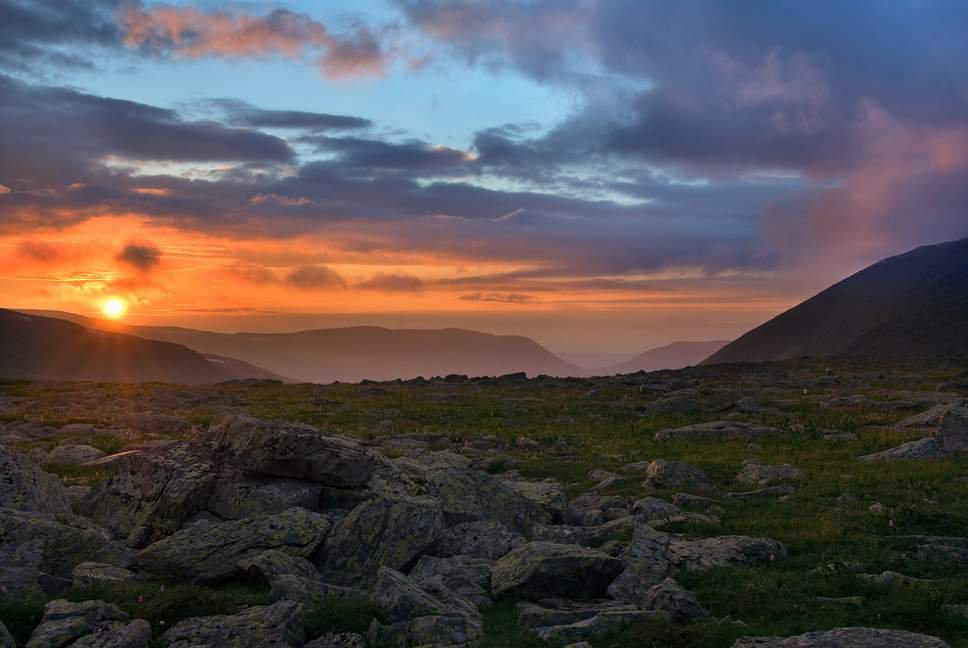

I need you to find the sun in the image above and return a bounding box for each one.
[101,297,128,319]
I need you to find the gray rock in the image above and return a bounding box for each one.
[533,517,636,547]
[937,404,968,454]
[642,578,709,622]
[530,609,664,646]
[672,493,719,510]
[204,415,374,488]
[159,601,304,648]
[499,476,568,522]
[632,497,682,522]
[669,535,787,572]
[303,632,366,648]
[735,463,803,487]
[82,441,218,547]
[47,445,106,465]
[516,600,639,629]
[25,599,129,648]
[726,486,796,500]
[564,494,629,526]
[942,603,968,619]
[69,620,152,648]
[0,621,12,648]
[207,475,324,520]
[433,520,525,560]
[656,421,783,442]
[897,403,955,428]
[644,460,719,495]
[607,525,674,605]
[133,508,331,581]
[899,535,968,568]
[268,575,366,608]
[731,627,951,647]
[857,571,934,586]
[318,496,445,586]
[859,437,942,461]
[72,562,140,588]
[427,467,551,533]
[410,554,493,607]
[0,444,71,515]
[235,550,320,583]
[491,542,624,600]
[588,469,624,490]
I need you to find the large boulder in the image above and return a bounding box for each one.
[46,445,107,466]
[656,421,783,442]
[433,520,525,560]
[644,460,719,495]
[159,601,304,648]
[642,578,709,623]
[732,627,951,647]
[735,463,804,487]
[936,404,968,454]
[669,535,787,572]
[24,599,149,648]
[563,494,630,526]
[426,467,551,533]
[207,474,325,520]
[607,524,675,605]
[859,437,942,461]
[203,416,375,488]
[490,542,623,600]
[0,444,71,515]
[318,496,445,586]
[82,442,218,547]
[409,555,494,608]
[133,508,331,581]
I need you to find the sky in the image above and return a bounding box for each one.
[2,0,968,366]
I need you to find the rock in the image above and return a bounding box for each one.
[816,596,864,608]
[859,437,942,461]
[588,469,624,490]
[644,396,700,414]
[498,477,567,522]
[533,517,636,548]
[268,575,366,608]
[69,620,151,648]
[318,496,445,586]
[899,535,968,568]
[942,603,968,619]
[410,555,494,607]
[25,599,129,648]
[731,627,951,647]
[516,600,639,629]
[159,601,304,648]
[897,403,955,428]
[433,520,525,560]
[203,415,375,487]
[516,436,540,449]
[72,562,140,588]
[530,609,664,645]
[644,460,719,495]
[0,622,12,648]
[121,413,193,437]
[656,421,782,442]
[669,535,787,572]
[735,463,803,487]
[632,497,682,522]
[0,444,71,515]
[607,525,674,605]
[937,404,968,454]
[672,493,719,510]
[426,467,551,533]
[303,632,366,648]
[642,578,709,622]
[47,444,107,465]
[868,502,886,514]
[490,542,623,600]
[133,508,331,581]
[82,441,218,547]
[564,494,629,526]
[857,571,933,586]
[725,486,795,500]
[207,475,325,520]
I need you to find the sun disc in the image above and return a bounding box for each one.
[101,298,127,319]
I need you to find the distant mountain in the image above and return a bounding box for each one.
[704,237,968,364]
[22,312,579,382]
[0,309,283,383]
[596,341,729,375]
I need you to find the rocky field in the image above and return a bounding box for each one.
[1,357,968,647]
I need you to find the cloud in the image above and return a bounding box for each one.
[356,272,424,291]
[16,241,62,262]
[303,136,474,170]
[286,265,346,290]
[117,243,161,271]
[460,292,536,304]
[118,2,391,79]
[207,99,372,131]
[0,184,10,195]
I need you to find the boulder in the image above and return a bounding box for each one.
[735,463,803,487]
[564,494,630,526]
[936,404,968,454]
[0,444,71,515]
[426,467,551,533]
[47,445,107,466]
[530,610,664,646]
[24,599,134,648]
[433,520,525,560]
[207,474,325,520]
[203,416,374,488]
[656,421,783,442]
[65,620,151,648]
[669,535,787,572]
[499,477,568,522]
[72,562,140,588]
[642,578,709,623]
[897,404,954,428]
[410,555,493,607]
[0,622,12,648]
[82,442,218,547]
[318,496,445,586]
[491,542,623,600]
[899,535,968,568]
[731,627,951,647]
[235,550,320,583]
[859,437,942,461]
[159,601,304,648]
[632,497,681,522]
[533,517,636,548]
[516,600,640,629]
[268,575,366,608]
[133,508,331,581]
[644,460,719,495]
[725,486,796,500]
[607,525,674,605]
[303,633,366,648]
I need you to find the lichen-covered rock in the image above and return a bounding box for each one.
[500,476,568,522]
[235,550,321,583]
[644,460,719,495]
[69,620,152,648]
[731,627,951,647]
[268,575,366,608]
[735,463,803,487]
[490,542,623,600]
[72,562,140,588]
[656,421,783,442]
[433,520,525,560]
[0,444,71,515]
[203,415,374,487]
[303,632,366,648]
[899,535,968,568]
[25,599,130,648]
[859,437,942,461]
[47,444,107,465]
[669,535,787,572]
[159,601,304,648]
[937,404,968,454]
[533,517,635,547]
[207,474,325,520]
[607,525,674,605]
[82,441,218,547]
[133,508,331,581]
[426,467,551,533]
[410,554,493,607]
[318,496,445,586]
[563,494,629,526]
[530,610,665,646]
[642,578,709,623]
[632,497,681,522]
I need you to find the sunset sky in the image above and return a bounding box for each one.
[3,1,968,365]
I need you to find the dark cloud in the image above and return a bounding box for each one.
[117,243,161,271]
[460,292,536,304]
[356,272,424,291]
[204,99,372,131]
[16,241,61,262]
[286,265,346,290]
[303,136,472,171]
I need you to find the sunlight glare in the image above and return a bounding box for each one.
[101,297,127,319]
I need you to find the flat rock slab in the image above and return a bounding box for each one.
[160,602,303,648]
[732,627,951,647]
[490,542,624,600]
[656,421,783,442]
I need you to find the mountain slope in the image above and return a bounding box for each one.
[704,237,968,364]
[0,309,281,383]
[597,340,729,375]
[21,313,579,382]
